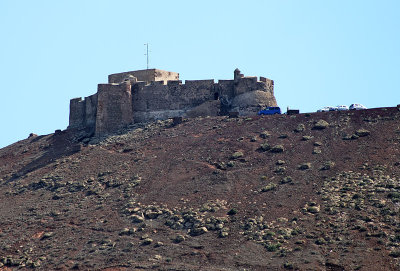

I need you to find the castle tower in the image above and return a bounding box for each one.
[95,81,133,135]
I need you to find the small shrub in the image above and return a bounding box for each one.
[298,163,311,170]
[261,183,277,192]
[263,231,276,240]
[355,129,370,137]
[265,242,281,252]
[259,143,271,151]
[302,135,313,141]
[231,151,244,159]
[307,206,320,214]
[389,250,400,258]
[388,192,400,199]
[173,234,185,243]
[141,238,153,245]
[227,208,238,215]
[274,166,286,174]
[280,176,293,184]
[283,262,294,270]
[270,145,285,153]
[312,148,322,154]
[276,160,285,165]
[259,131,270,139]
[320,161,335,170]
[313,120,329,130]
[294,124,305,132]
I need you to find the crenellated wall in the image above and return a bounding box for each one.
[68,93,98,130]
[68,68,277,135]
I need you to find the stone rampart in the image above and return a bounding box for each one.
[68,94,98,130]
[68,68,277,135]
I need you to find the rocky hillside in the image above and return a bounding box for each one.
[1,106,400,270]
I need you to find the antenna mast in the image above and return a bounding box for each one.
[144,43,149,69]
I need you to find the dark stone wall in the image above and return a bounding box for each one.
[95,83,133,135]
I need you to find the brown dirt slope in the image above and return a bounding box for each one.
[1,107,400,270]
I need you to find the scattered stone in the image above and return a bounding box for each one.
[190,227,208,236]
[119,228,135,236]
[131,214,144,223]
[276,160,286,165]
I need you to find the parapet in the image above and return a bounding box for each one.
[108,69,179,84]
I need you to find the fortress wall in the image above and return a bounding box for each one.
[217,80,235,98]
[108,69,179,84]
[69,98,85,129]
[95,83,133,135]
[132,79,217,123]
[180,80,215,107]
[234,76,259,96]
[84,93,98,130]
[154,70,180,83]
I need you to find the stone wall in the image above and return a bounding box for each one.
[68,68,277,135]
[108,69,179,84]
[68,94,98,131]
[95,83,133,135]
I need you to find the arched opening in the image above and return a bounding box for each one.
[214,92,219,100]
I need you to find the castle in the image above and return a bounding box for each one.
[68,68,277,135]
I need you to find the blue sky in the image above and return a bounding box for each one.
[1,1,399,148]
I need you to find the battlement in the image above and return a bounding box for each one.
[68,68,277,135]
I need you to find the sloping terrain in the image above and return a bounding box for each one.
[1,107,400,270]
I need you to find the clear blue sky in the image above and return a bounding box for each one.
[1,1,399,148]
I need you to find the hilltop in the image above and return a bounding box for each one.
[1,107,400,270]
